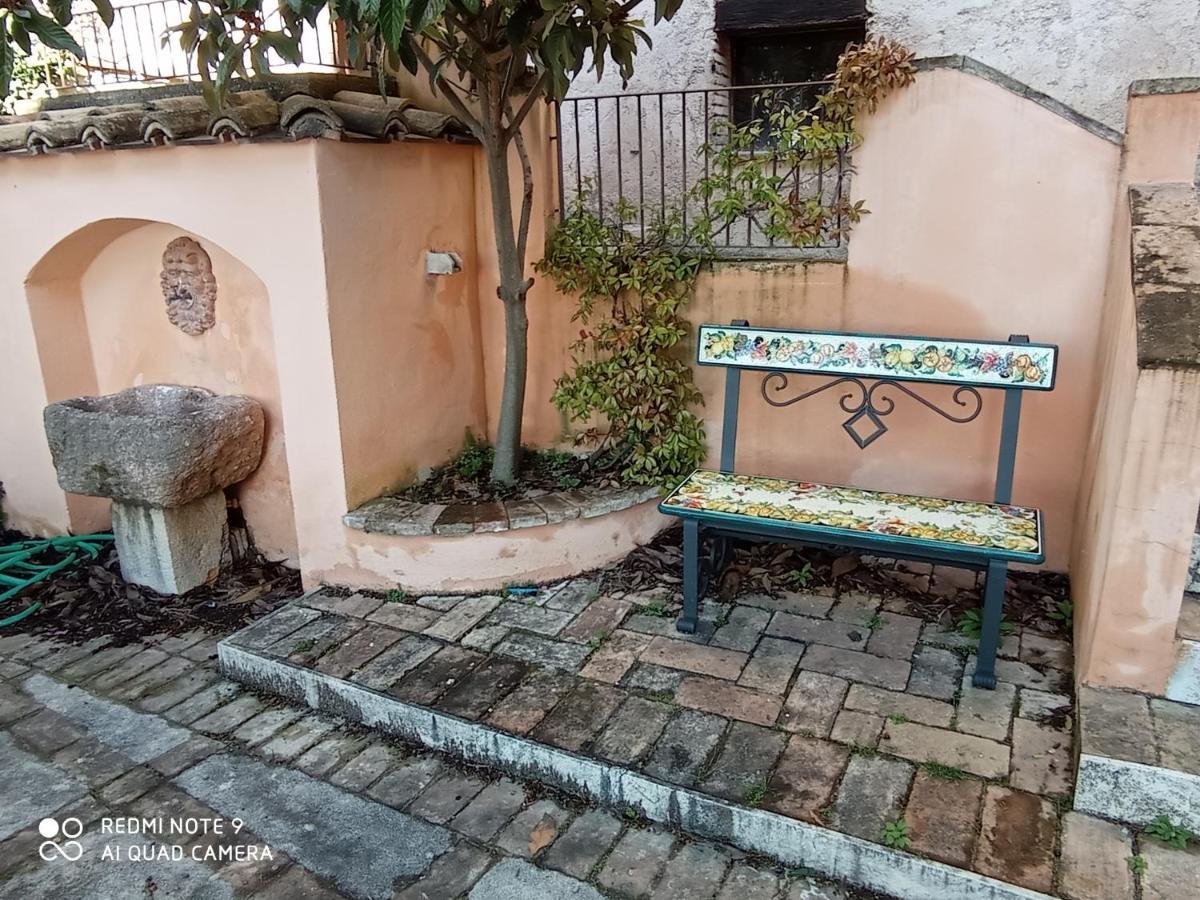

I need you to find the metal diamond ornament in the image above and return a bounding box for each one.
[843,407,888,448]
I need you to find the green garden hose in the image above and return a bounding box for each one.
[0,534,113,627]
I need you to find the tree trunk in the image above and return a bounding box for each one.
[483,129,530,484]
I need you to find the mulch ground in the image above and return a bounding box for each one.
[600,524,1073,638]
[0,529,299,647]
[396,447,623,504]
[0,518,1070,652]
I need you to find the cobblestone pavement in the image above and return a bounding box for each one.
[214,563,1193,898]
[0,626,860,899]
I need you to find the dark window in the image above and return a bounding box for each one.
[729,23,865,124]
[730,25,864,118]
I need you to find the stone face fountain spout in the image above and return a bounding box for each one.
[43,384,265,594]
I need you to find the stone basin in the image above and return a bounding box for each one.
[44,384,264,509]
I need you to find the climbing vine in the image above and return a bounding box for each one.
[540,38,915,487]
[697,38,916,245]
[537,199,706,485]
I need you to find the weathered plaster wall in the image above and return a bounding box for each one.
[579,1,1200,130]
[314,140,488,509]
[1071,83,1200,693]
[869,1,1200,130]
[77,223,298,561]
[569,0,722,98]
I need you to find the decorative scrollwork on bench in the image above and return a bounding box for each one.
[760,372,984,448]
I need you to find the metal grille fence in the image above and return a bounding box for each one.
[50,0,354,89]
[554,81,850,254]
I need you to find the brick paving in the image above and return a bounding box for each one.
[9,557,1194,898]
[201,561,1165,897]
[0,627,856,900]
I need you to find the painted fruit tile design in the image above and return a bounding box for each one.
[661,470,1042,556]
[698,327,1055,389]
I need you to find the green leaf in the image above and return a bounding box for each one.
[91,0,115,28]
[505,1,537,48]
[49,0,73,26]
[396,37,418,74]
[174,20,199,54]
[9,19,32,56]
[25,13,83,57]
[411,0,445,31]
[250,41,270,76]
[260,31,303,65]
[377,0,407,51]
[215,39,241,92]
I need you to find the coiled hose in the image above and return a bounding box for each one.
[0,534,114,627]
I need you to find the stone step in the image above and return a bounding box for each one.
[1166,638,1200,705]
[218,602,1056,900]
[1176,594,1200,642]
[1074,684,1200,831]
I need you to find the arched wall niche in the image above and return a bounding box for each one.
[24,218,299,563]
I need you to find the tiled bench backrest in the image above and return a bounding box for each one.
[697,321,1059,507]
[697,325,1058,391]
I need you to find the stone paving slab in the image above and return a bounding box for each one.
[1075,685,1200,832]
[0,556,1105,898]
[0,619,1115,900]
[182,753,451,900]
[0,731,88,841]
[470,857,605,899]
[23,671,191,762]
[206,571,1094,897]
[0,831,236,900]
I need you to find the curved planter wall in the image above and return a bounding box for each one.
[335,487,665,592]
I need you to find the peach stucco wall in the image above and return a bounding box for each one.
[314,140,488,509]
[0,143,328,569]
[0,64,1156,599]
[493,68,1121,571]
[1071,86,1200,693]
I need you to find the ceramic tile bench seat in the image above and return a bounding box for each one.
[662,471,1043,560]
[660,322,1059,689]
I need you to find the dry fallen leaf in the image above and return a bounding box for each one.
[831,554,859,579]
[528,814,558,855]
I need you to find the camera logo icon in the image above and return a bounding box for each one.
[38,817,84,862]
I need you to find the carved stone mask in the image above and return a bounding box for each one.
[161,237,217,336]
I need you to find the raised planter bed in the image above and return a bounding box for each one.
[344,485,659,536]
[334,485,665,593]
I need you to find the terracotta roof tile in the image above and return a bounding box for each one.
[0,85,472,156]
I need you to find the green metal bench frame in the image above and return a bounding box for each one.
[659,320,1059,689]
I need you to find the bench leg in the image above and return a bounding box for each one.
[677,519,700,634]
[973,559,1007,690]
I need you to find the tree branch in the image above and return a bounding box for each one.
[443,7,497,60]
[502,71,548,144]
[412,41,484,138]
[511,116,535,271]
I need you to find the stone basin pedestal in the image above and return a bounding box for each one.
[110,492,229,594]
[44,384,265,594]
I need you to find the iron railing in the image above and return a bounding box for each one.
[554,81,850,254]
[51,0,355,89]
